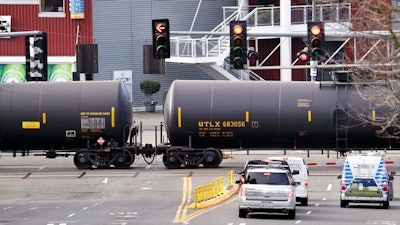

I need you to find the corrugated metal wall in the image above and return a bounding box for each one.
[93,0,236,108]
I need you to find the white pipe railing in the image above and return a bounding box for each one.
[169,3,351,64]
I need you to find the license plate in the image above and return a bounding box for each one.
[261,202,273,208]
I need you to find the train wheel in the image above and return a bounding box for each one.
[162,151,181,169]
[202,149,222,168]
[114,150,135,169]
[73,152,92,169]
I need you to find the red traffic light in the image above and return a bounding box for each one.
[155,23,167,34]
[152,19,170,58]
[232,24,244,35]
[247,50,259,62]
[297,51,309,62]
[310,25,322,36]
[307,22,324,61]
[230,21,247,69]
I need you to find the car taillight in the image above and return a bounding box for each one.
[304,180,309,187]
[239,177,245,187]
[240,187,247,196]
[288,189,294,198]
[341,180,346,191]
[383,181,388,192]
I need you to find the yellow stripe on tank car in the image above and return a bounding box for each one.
[178,107,182,128]
[372,109,376,122]
[42,113,47,124]
[308,110,312,122]
[245,111,249,122]
[111,107,115,128]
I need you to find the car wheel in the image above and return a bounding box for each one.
[301,198,308,206]
[239,209,247,218]
[288,208,296,219]
[383,199,389,209]
[340,200,348,208]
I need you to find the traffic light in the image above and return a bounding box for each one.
[247,50,259,63]
[25,33,48,82]
[152,19,170,58]
[297,50,309,62]
[230,21,247,69]
[307,22,325,61]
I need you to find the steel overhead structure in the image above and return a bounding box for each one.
[171,30,398,39]
[0,31,44,38]
[171,29,398,71]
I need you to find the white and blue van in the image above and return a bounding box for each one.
[338,153,395,209]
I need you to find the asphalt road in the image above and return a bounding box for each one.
[1,111,399,225]
[0,150,399,225]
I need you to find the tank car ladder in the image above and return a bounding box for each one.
[335,85,349,156]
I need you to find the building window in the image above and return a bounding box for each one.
[41,0,64,12]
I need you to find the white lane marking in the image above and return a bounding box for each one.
[315,203,320,207]
[239,223,246,225]
[67,213,76,217]
[366,221,397,225]
[295,220,302,224]
[307,211,312,214]
[82,207,88,210]
[322,198,327,201]
[142,187,152,190]
[38,166,46,171]
[327,184,332,191]
[103,178,108,184]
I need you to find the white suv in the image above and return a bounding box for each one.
[269,157,309,206]
[238,167,296,219]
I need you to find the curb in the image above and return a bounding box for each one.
[188,184,239,209]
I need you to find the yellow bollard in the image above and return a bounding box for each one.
[227,171,231,186]
[218,177,223,195]
[193,188,198,208]
[198,185,202,202]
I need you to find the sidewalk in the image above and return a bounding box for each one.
[133,110,166,146]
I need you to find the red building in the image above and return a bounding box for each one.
[0,0,93,82]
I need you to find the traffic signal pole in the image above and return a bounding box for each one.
[310,60,317,81]
[309,0,318,82]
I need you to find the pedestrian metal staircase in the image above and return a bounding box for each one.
[166,3,351,80]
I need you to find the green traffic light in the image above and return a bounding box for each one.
[311,48,322,58]
[234,47,244,57]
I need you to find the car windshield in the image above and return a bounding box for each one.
[246,172,290,185]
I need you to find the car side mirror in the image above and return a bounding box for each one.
[235,169,244,174]
[337,175,342,179]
